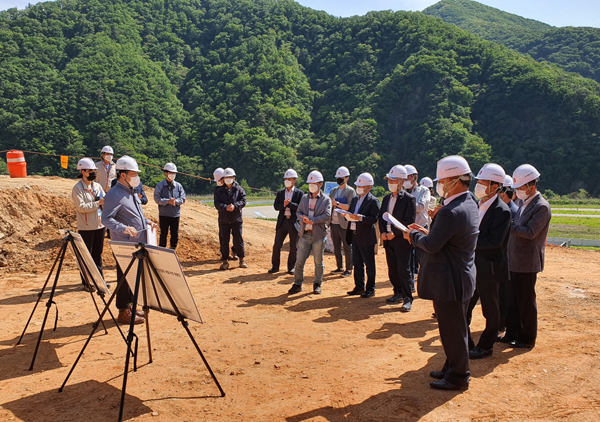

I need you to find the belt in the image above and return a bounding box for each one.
[285,216,291,219]
[304,229,312,233]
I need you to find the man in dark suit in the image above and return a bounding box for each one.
[467,164,512,359]
[269,169,304,274]
[405,155,479,391]
[378,165,416,311]
[501,164,551,349]
[346,173,381,298]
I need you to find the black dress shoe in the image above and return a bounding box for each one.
[288,269,295,275]
[288,284,302,294]
[508,340,535,349]
[430,370,444,380]
[361,290,375,298]
[386,294,403,303]
[347,288,365,296]
[313,283,322,294]
[331,268,343,274]
[268,268,279,274]
[430,379,468,391]
[469,346,493,359]
[342,270,352,277]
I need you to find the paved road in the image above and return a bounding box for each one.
[243,205,278,219]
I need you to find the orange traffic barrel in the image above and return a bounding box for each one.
[7,150,27,178]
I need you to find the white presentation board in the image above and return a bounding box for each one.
[109,241,203,323]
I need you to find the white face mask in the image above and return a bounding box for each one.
[224,177,234,186]
[104,155,113,162]
[308,184,319,193]
[403,180,413,190]
[129,175,140,188]
[284,180,293,188]
[388,183,399,192]
[436,181,445,198]
[474,183,488,200]
[167,173,176,182]
[356,187,366,195]
[516,189,529,201]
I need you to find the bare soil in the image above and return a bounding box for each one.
[1,175,599,421]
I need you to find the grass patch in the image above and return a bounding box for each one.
[550,216,600,227]
[551,208,600,214]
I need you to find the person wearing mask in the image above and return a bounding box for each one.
[404,164,431,290]
[72,158,106,291]
[269,169,303,274]
[404,155,479,391]
[102,156,158,325]
[111,178,147,205]
[345,173,381,298]
[288,171,332,295]
[420,177,437,227]
[329,166,356,277]
[500,164,551,349]
[467,164,511,359]
[214,168,247,270]
[213,167,237,261]
[499,174,519,218]
[378,165,416,310]
[96,146,117,194]
[154,163,186,250]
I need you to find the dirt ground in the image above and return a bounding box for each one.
[0,175,599,421]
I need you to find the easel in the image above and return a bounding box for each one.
[16,231,132,371]
[60,244,225,422]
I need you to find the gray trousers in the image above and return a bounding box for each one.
[330,224,352,271]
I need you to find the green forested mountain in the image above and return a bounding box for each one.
[423,0,600,83]
[1,0,600,195]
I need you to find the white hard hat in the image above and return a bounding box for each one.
[213,167,224,181]
[115,155,142,172]
[404,164,418,176]
[101,146,114,154]
[335,166,350,178]
[77,158,97,170]
[504,175,513,187]
[511,164,540,188]
[163,162,178,173]
[420,177,434,188]
[385,165,407,180]
[284,169,298,179]
[354,172,374,186]
[307,170,324,183]
[476,163,506,184]
[434,155,471,181]
[223,167,236,178]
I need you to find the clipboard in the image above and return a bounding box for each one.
[382,212,409,233]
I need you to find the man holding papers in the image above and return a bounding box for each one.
[378,165,416,311]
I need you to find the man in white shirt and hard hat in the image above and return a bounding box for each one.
[329,166,356,277]
[378,165,416,309]
[96,146,117,194]
[346,173,381,298]
[154,163,186,250]
[269,169,304,274]
[499,164,551,349]
[466,164,512,359]
[288,171,332,295]
[404,155,479,390]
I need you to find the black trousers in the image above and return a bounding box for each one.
[352,243,376,292]
[331,224,353,271]
[383,239,412,301]
[219,221,245,260]
[159,216,180,248]
[506,272,538,345]
[433,299,471,387]
[467,282,501,350]
[271,218,298,271]
[79,228,105,286]
[115,260,134,310]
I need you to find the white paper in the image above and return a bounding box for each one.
[146,225,157,246]
[335,208,352,215]
[382,212,409,233]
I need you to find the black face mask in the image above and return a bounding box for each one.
[87,172,97,181]
[336,178,345,185]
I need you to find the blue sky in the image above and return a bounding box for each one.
[0,0,599,28]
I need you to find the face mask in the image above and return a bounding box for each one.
[104,155,113,162]
[128,175,140,188]
[217,180,224,186]
[87,172,97,181]
[388,183,398,192]
[309,184,319,193]
[403,180,413,190]
[167,173,176,182]
[516,189,529,201]
[284,180,293,188]
[356,187,365,195]
[336,178,345,185]
[436,181,445,198]
[474,183,488,200]
[224,177,234,186]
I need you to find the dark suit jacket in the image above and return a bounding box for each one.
[476,196,511,284]
[411,192,479,302]
[378,191,416,245]
[273,187,303,231]
[346,192,381,246]
[508,193,551,273]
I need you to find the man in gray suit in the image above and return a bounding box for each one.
[405,155,479,391]
[500,164,551,349]
[288,170,332,295]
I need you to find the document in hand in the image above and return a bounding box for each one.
[382,212,409,233]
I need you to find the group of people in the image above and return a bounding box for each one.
[71,146,552,392]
